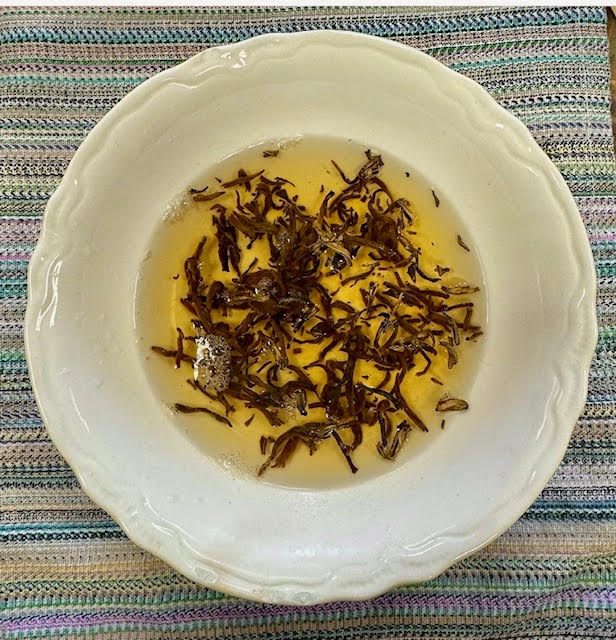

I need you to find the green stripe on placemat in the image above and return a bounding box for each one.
[1,6,615,640]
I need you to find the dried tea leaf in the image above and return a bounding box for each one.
[152,149,481,476]
[435,395,469,412]
[457,234,470,251]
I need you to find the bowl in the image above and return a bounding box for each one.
[25,31,597,604]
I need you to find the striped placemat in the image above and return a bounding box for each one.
[1,6,615,639]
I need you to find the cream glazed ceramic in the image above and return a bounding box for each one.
[25,31,597,604]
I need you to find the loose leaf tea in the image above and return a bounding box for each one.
[151,148,482,476]
[435,395,469,412]
[457,234,471,252]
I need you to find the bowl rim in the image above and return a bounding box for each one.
[25,29,598,604]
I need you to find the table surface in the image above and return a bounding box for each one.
[1,6,615,639]
[608,9,616,151]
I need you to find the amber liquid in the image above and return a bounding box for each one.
[135,136,486,489]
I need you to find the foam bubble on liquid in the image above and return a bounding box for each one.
[193,334,231,392]
[214,452,252,478]
[164,191,191,223]
[280,390,303,420]
[254,277,274,296]
[277,135,303,151]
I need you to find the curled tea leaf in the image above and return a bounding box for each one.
[435,395,469,412]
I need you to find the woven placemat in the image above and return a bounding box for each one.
[1,6,614,639]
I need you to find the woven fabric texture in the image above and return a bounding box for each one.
[1,6,615,639]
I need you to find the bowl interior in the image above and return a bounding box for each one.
[133,133,488,489]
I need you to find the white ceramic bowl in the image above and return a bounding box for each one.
[25,31,597,604]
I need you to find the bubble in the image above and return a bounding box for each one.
[254,277,273,296]
[214,453,252,478]
[163,192,191,222]
[280,390,302,420]
[277,231,292,251]
[193,334,231,392]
